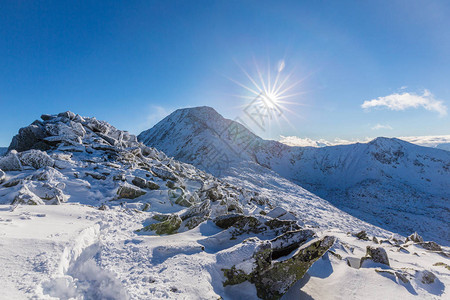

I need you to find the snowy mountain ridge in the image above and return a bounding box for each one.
[138,106,450,244]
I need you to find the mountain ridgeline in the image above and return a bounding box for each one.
[138,106,450,244]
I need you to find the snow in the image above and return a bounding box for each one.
[1,110,449,299]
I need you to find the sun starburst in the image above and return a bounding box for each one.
[227,58,307,132]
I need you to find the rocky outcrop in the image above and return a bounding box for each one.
[418,241,442,251]
[360,246,390,267]
[138,214,182,235]
[419,270,437,284]
[131,176,160,190]
[181,200,211,230]
[117,183,146,200]
[406,232,424,243]
[221,235,335,300]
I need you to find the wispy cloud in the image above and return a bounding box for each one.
[279,136,371,147]
[371,123,393,130]
[361,89,447,116]
[280,135,450,150]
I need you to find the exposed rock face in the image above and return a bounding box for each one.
[361,246,390,267]
[132,176,160,190]
[151,166,177,181]
[0,149,54,171]
[355,230,369,241]
[181,200,211,230]
[142,214,182,235]
[419,270,437,284]
[406,232,424,243]
[221,235,335,300]
[117,183,146,199]
[0,151,22,171]
[418,241,442,251]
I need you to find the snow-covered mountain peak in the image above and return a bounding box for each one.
[139,107,450,245]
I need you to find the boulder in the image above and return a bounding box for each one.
[418,241,442,251]
[85,172,106,180]
[147,180,160,190]
[168,187,191,207]
[138,214,182,235]
[213,214,248,229]
[355,230,369,241]
[270,229,315,259]
[116,183,146,199]
[360,246,390,267]
[57,111,76,120]
[12,186,44,205]
[18,150,54,169]
[8,124,48,152]
[181,200,211,230]
[32,183,67,204]
[132,176,148,189]
[0,151,22,171]
[419,270,436,284]
[151,166,177,181]
[222,236,335,300]
[3,178,22,188]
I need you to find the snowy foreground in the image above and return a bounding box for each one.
[1,204,449,299]
[0,111,449,299]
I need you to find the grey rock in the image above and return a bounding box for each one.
[0,169,5,183]
[151,166,177,181]
[117,183,146,199]
[8,124,47,152]
[418,241,442,251]
[222,236,335,300]
[18,150,55,169]
[3,178,22,188]
[361,246,390,267]
[420,270,437,284]
[0,151,22,171]
[85,172,107,180]
[132,176,148,189]
[270,229,315,259]
[181,200,211,229]
[57,111,76,120]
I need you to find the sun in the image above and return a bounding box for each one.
[228,58,306,125]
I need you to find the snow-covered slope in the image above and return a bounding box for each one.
[138,106,450,245]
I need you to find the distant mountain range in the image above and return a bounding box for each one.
[139,106,450,244]
[280,135,450,151]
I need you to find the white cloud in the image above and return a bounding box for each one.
[371,124,393,130]
[361,89,447,116]
[145,105,171,127]
[279,136,371,147]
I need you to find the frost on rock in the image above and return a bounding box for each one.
[117,183,146,200]
[0,150,22,171]
[221,235,335,300]
[18,150,55,169]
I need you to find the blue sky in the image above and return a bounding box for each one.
[1,0,449,146]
